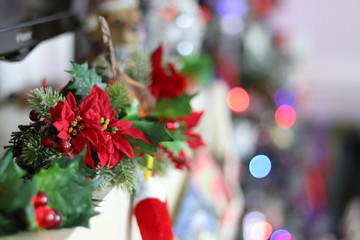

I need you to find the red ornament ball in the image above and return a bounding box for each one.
[42,136,55,148]
[31,191,48,207]
[35,206,62,229]
[57,139,71,153]
[29,110,39,122]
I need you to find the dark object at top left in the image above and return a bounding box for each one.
[0,0,81,61]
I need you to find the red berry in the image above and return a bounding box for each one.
[57,139,71,153]
[35,206,57,229]
[29,110,39,122]
[50,209,62,229]
[42,136,55,148]
[166,121,180,131]
[31,191,48,207]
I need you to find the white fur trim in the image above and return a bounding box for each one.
[99,0,139,13]
[134,177,166,205]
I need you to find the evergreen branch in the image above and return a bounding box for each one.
[106,82,129,116]
[92,158,138,193]
[124,50,151,85]
[16,133,62,174]
[28,88,64,119]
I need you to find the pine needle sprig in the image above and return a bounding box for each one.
[16,132,62,174]
[92,158,138,193]
[28,87,64,119]
[124,50,151,85]
[106,82,129,116]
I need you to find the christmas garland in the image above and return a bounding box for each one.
[0,44,204,236]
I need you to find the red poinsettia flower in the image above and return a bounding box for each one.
[49,90,103,155]
[178,111,205,149]
[82,85,151,168]
[148,45,187,99]
[50,85,151,168]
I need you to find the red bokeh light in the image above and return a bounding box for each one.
[227,87,250,113]
[275,104,296,129]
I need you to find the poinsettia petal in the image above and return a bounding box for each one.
[113,135,134,158]
[120,128,151,144]
[96,143,113,168]
[84,144,96,168]
[168,63,187,91]
[79,92,97,115]
[66,92,77,110]
[49,101,64,119]
[107,151,124,168]
[151,44,163,69]
[109,119,133,131]
[186,133,205,149]
[180,111,204,130]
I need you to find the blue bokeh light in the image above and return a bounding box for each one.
[216,0,248,18]
[274,87,295,107]
[249,155,272,178]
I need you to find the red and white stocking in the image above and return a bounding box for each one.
[134,177,174,240]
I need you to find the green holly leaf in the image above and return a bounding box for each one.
[0,150,38,235]
[165,123,186,142]
[0,150,38,212]
[128,121,173,156]
[153,94,194,118]
[61,62,106,101]
[33,158,98,228]
[123,99,139,120]
[160,141,189,156]
[0,213,25,236]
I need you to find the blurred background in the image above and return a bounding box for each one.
[1,0,360,239]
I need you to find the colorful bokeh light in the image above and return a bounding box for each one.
[250,221,273,240]
[274,87,295,107]
[249,155,271,178]
[275,105,296,129]
[270,230,292,240]
[227,87,250,113]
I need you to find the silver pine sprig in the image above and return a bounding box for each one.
[28,87,64,119]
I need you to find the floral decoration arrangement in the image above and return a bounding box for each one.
[0,43,204,236]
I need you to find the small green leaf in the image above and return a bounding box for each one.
[61,62,106,101]
[153,94,194,118]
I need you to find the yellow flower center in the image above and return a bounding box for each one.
[100,117,111,131]
[68,116,84,136]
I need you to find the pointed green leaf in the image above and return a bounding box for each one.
[61,61,106,101]
[153,94,194,118]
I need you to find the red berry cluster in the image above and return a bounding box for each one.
[31,191,62,229]
[42,136,72,153]
[30,110,72,154]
